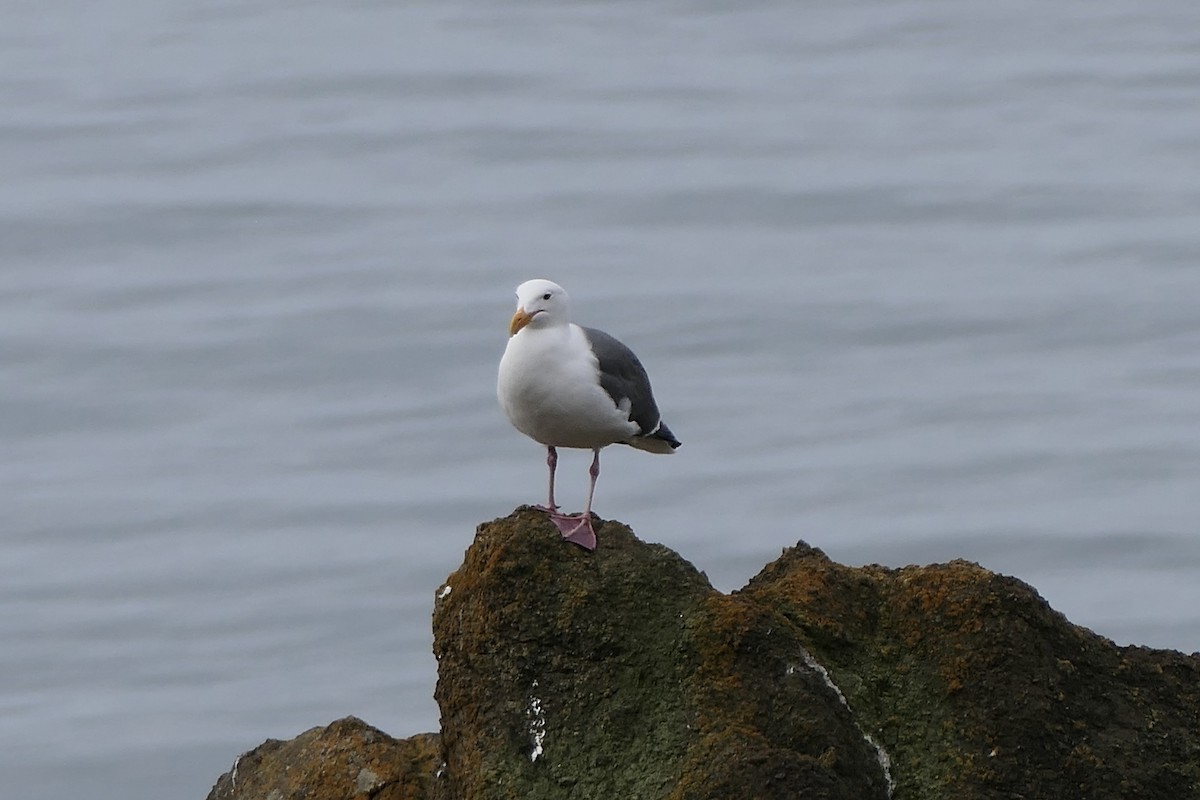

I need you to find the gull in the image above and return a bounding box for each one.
[497,279,680,549]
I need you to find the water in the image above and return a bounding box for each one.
[3,1,1200,797]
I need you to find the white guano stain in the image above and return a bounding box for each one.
[527,680,546,762]
[793,646,895,797]
[864,733,895,795]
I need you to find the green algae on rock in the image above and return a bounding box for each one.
[207,509,1200,800]
[432,507,889,800]
[742,542,1200,799]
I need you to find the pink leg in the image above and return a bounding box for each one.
[548,448,599,550]
[582,448,600,518]
[534,446,559,513]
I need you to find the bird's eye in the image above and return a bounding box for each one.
[542,292,552,300]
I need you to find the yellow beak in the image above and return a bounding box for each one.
[509,308,535,337]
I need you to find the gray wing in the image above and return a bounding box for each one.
[581,326,664,437]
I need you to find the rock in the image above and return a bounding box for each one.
[207,508,1200,799]
[742,543,1200,799]
[432,507,890,800]
[205,717,444,800]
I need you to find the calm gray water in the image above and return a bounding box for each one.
[3,1,1200,797]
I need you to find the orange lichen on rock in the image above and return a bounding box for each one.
[206,717,443,800]
[207,511,1200,800]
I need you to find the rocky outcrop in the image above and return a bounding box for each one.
[742,544,1200,799]
[207,508,1200,799]
[206,717,441,800]
[432,509,889,800]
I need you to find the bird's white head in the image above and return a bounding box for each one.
[509,279,571,337]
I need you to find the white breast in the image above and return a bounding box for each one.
[498,323,639,449]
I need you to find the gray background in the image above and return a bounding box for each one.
[3,1,1199,797]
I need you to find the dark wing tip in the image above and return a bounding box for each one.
[654,422,681,449]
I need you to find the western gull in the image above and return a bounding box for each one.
[497,279,681,550]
